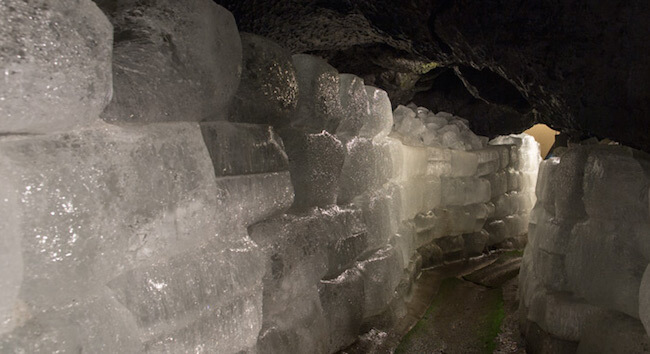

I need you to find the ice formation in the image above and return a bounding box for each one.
[520,144,650,350]
[0,1,546,353]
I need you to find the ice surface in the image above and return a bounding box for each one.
[435,235,466,260]
[463,230,489,256]
[391,105,487,150]
[292,54,343,132]
[527,292,604,342]
[484,170,508,198]
[319,268,365,352]
[391,222,417,268]
[431,203,490,237]
[101,0,241,122]
[531,248,569,291]
[357,246,402,319]
[0,0,112,133]
[107,237,264,350]
[396,177,443,220]
[230,33,298,125]
[145,293,263,353]
[338,137,393,203]
[200,122,289,176]
[0,123,243,309]
[214,172,294,230]
[565,219,646,318]
[582,146,650,221]
[490,134,541,172]
[336,74,370,137]
[353,187,401,252]
[361,86,393,139]
[450,150,479,177]
[0,171,21,334]
[576,311,650,354]
[393,143,429,181]
[640,264,650,337]
[0,292,141,353]
[256,286,328,354]
[280,129,344,209]
[441,177,491,206]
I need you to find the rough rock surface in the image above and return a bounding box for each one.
[217,0,650,152]
[0,0,113,133]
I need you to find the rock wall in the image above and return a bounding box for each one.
[520,145,650,353]
[1,1,539,353]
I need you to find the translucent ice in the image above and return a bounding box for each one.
[200,122,289,176]
[319,268,365,352]
[337,74,370,137]
[361,86,393,139]
[101,0,242,122]
[338,137,393,203]
[640,264,650,337]
[0,123,250,309]
[441,177,491,206]
[356,246,402,319]
[565,219,646,317]
[0,0,112,133]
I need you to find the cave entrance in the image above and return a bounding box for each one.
[523,123,558,158]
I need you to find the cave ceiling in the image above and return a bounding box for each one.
[216,0,650,152]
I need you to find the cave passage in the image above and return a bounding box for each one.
[1,1,650,354]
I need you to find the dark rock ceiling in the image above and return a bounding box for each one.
[216,0,650,152]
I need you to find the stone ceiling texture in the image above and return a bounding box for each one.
[216,0,650,152]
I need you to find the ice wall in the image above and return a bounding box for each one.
[520,144,650,352]
[0,1,541,353]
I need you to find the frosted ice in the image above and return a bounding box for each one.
[640,264,650,337]
[0,123,243,309]
[441,177,491,206]
[200,122,289,176]
[338,137,393,203]
[356,246,402,319]
[527,292,603,341]
[565,219,646,317]
[230,33,298,125]
[361,86,393,139]
[280,129,344,209]
[353,186,401,251]
[107,237,264,352]
[319,268,365,352]
[292,54,343,132]
[0,0,112,133]
[337,74,370,137]
[101,0,242,122]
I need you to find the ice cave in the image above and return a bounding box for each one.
[1,1,650,353]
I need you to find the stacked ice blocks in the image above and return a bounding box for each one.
[520,144,650,349]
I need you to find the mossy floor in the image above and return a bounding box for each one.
[395,252,523,354]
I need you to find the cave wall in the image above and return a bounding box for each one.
[217,0,650,153]
[520,145,650,352]
[0,1,541,353]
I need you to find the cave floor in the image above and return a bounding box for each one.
[342,251,526,353]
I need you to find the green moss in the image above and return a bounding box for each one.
[477,290,506,353]
[395,278,462,353]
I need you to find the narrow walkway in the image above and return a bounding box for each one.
[396,251,525,354]
[341,251,525,353]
